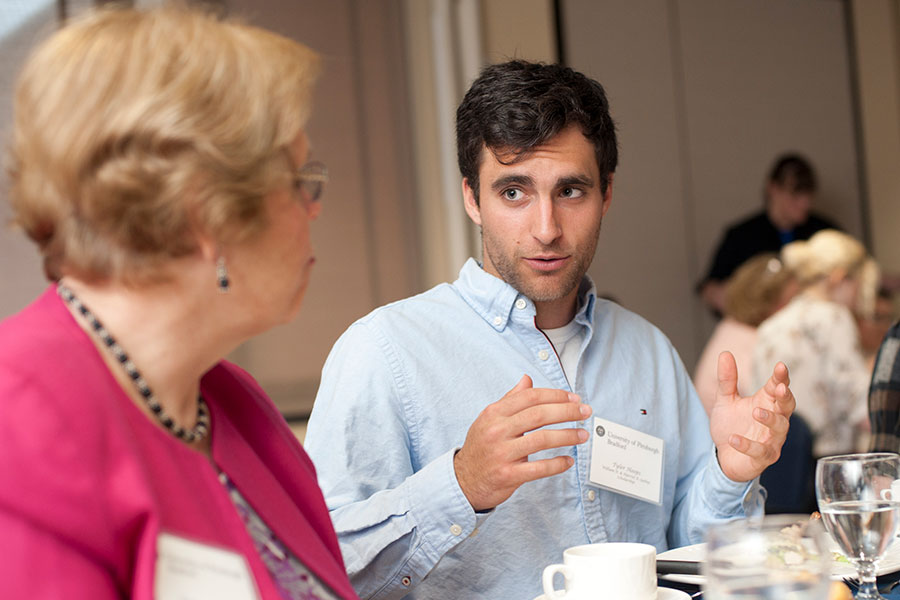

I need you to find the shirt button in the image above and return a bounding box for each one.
[515,298,527,310]
[538,349,550,361]
[401,576,412,586]
[587,490,596,502]
[493,316,503,326]
[450,524,462,536]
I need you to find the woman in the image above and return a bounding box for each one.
[752,230,877,458]
[693,252,797,414]
[0,6,356,600]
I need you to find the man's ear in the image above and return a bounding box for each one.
[462,178,482,226]
[601,173,614,218]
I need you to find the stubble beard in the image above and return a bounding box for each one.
[481,219,602,303]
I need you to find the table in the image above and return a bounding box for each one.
[658,570,900,599]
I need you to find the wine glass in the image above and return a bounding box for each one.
[816,452,900,600]
[702,514,831,600]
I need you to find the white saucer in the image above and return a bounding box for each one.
[658,589,692,600]
[533,588,689,600]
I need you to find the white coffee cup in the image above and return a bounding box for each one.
[880,478,900,501]
[541,542,657,600]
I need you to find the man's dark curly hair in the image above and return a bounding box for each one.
[456,60,618,205]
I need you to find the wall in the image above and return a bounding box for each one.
[561,0,863,368]
[0,0,421,417]
[0,3,56,325]
[482,0,556,64]
[852,0,900,292]
[0,0,892,413]
[220,0,421,415]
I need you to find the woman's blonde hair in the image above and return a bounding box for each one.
[781,229,867,286]
[8,4,319,283]
[856,257,881,320]
[724,253,795,327]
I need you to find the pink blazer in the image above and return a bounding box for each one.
[0,287,358,600]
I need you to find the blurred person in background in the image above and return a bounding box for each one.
[693,253,798,415]
[0,6,357,599]
[858,287,896,363]
[864,279,899,454]
[699,153,838,315]
[752,230,877,459]
[868,319,900,453]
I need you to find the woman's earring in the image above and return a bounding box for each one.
[216,256,230,293]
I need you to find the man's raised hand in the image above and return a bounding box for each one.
[454,375,592,511]
[709,351,795,482]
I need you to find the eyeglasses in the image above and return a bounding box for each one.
[293,160,328,204]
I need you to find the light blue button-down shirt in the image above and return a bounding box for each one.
[305,259,761,600]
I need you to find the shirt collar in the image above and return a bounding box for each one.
[453,257,597,331]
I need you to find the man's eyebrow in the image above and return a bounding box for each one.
[490,174,534,192]
[557,174,594,188]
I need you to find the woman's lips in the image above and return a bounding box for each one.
[523,256,569,272]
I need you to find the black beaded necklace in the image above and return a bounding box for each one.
[57,284,210,444]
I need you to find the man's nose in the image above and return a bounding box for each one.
[532,197,562,245]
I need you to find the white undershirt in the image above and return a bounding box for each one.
[541,319,585,389]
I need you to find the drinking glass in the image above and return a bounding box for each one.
[702,514,831,600]
[816,452,900,600]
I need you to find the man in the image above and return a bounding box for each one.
[698,153,838,314]
[305,60,794,600]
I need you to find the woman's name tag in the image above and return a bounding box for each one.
[155,532,260,600]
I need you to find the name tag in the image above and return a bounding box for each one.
[155,532,260,600]
[588,417,664,505]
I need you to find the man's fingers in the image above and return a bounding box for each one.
[514,427,589,458]
[764,362,791,397]
[727,434,776,463]
[517,455,576,483]
[716,351,739,397]
[774,361,790,385]
[773,381,796,414]
[754,406,790,437]
[508,402,591,436]
[495,382,581,417]
[511,374,533,393]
